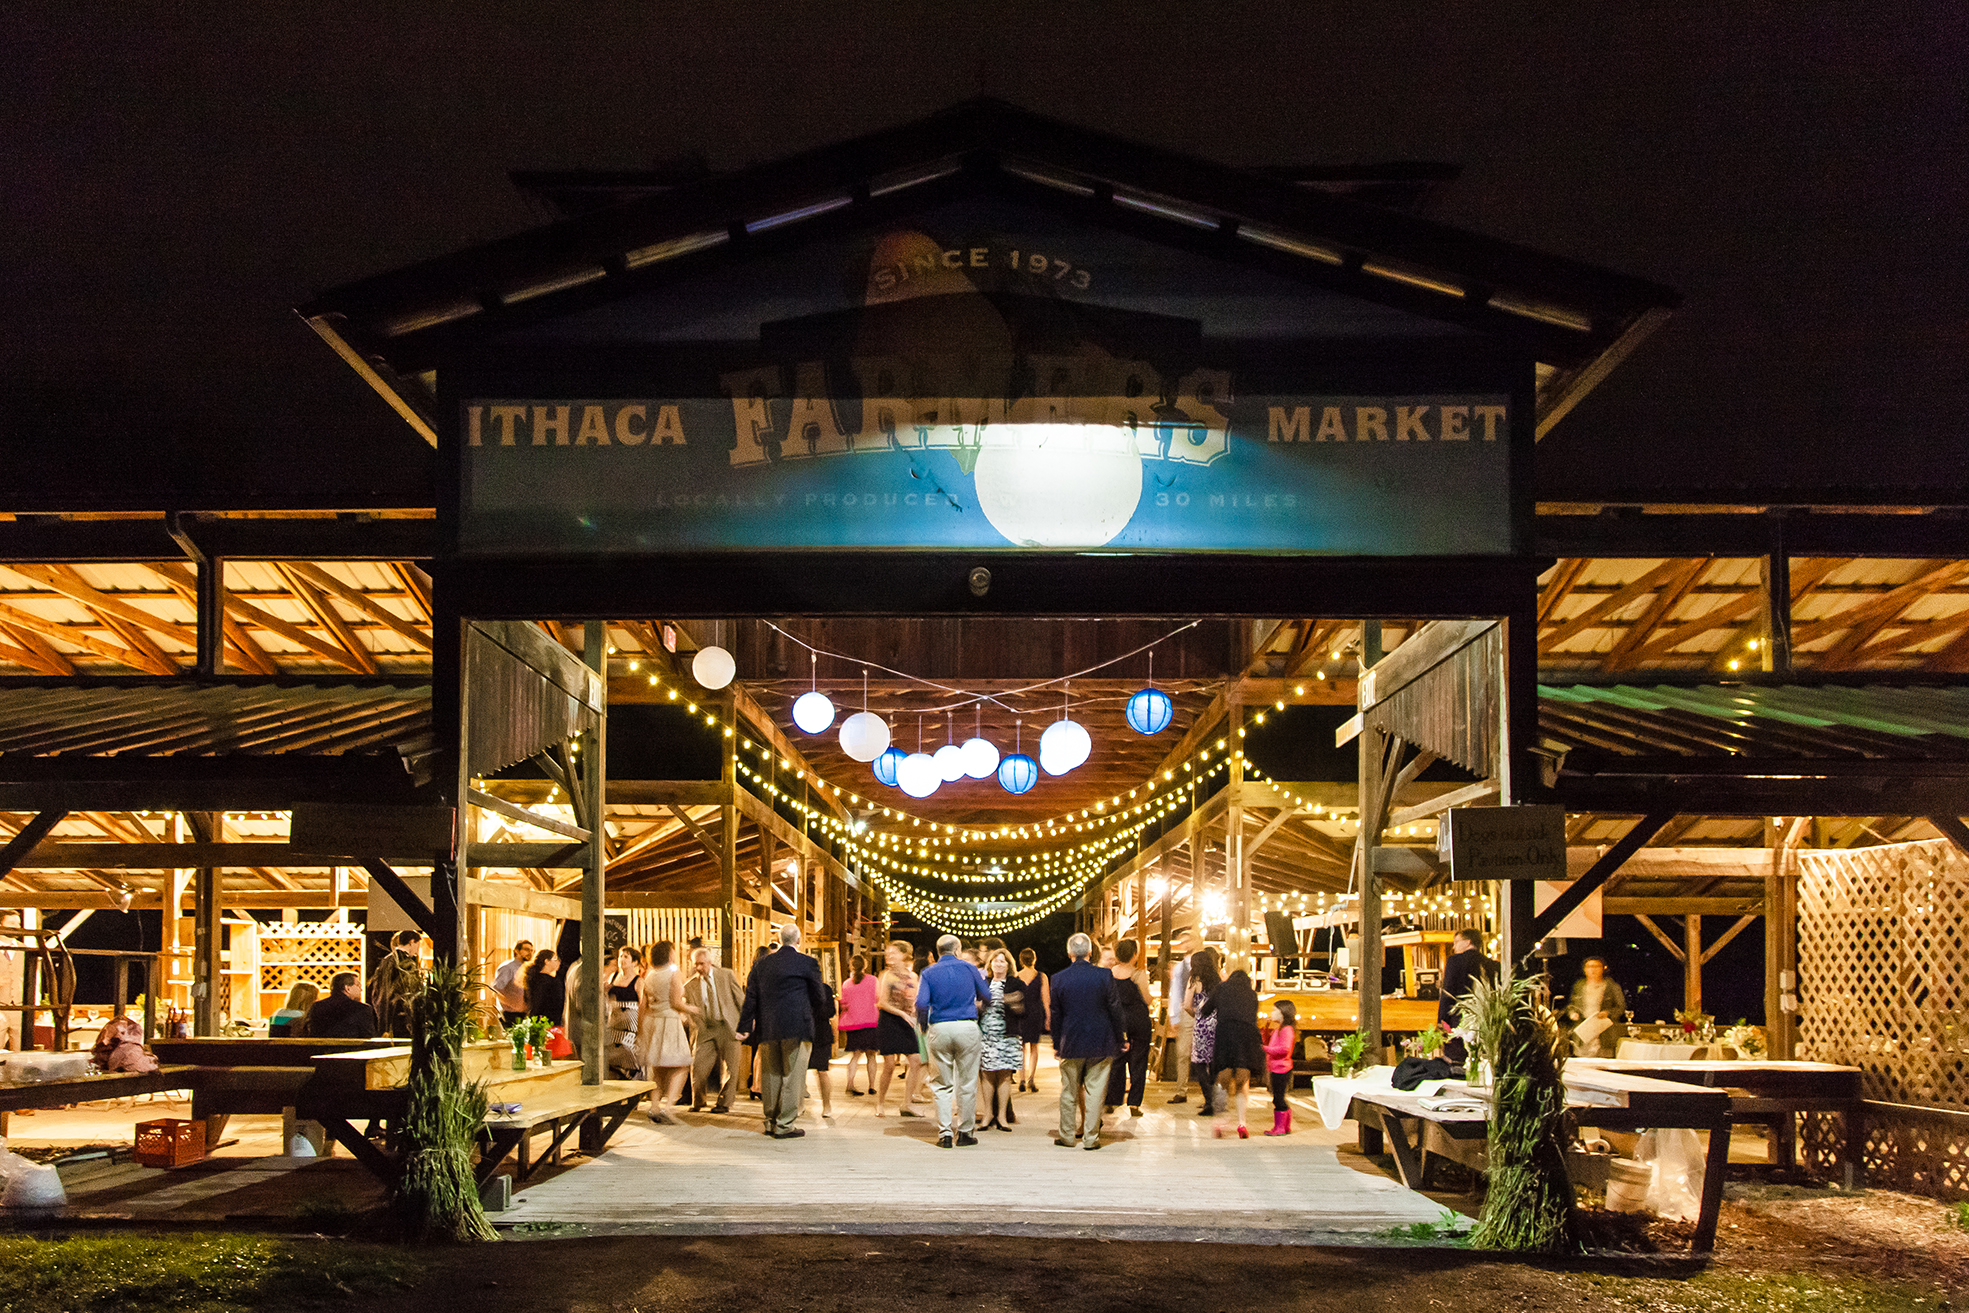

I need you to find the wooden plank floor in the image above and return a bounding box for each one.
[499,1063,1449,1242]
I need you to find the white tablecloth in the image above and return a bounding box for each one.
[1310,1065,1461,1130]
[1616,1039,1740,1062]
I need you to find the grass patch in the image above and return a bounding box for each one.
[1604,1271,1946,1312]
[1948,1200,1969,1233]
[1374,1210,1470,1245]
[0,1233,419,1313]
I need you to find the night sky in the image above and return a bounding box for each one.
[6,5,1965,509]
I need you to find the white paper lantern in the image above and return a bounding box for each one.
[1039,717,1091,775]
[791,690,835,734]
[897,751,941,798]
[838,711,891,762]
[960,736,1000,779]
[933,743,966,783]
[691,645,735,690]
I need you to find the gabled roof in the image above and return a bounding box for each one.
[301,98,1677,448]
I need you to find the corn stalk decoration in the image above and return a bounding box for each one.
[1460,972,1580,1254]
[392,961,498,1243]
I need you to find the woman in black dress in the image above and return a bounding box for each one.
[1200,958,1265,1138]
[523,948,564,1028]
[1104,938,1155,1116]
[808,977,838,1120]
[1015,948,1050,1092]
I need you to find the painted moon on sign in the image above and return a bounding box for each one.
[972,443,1143,548]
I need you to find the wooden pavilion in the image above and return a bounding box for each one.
[4,99,1968,1194]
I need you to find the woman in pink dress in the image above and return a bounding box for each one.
[837,953,881,1095]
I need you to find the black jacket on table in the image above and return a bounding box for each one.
[1438,947,1499,1028]
[1048,960,1124,1060]
[738,947,832,1044]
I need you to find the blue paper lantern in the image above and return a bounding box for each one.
[872,746,905,788]
[997,753,1039,795]
[1125,687,1174,735]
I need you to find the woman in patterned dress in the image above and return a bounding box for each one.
[978,949,1025,1131]
[1186,948,1223,1115]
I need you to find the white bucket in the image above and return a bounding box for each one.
[1604,1157,1652,1213]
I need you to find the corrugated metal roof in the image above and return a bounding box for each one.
[0,683,431,760]
[1539,683,1969,759]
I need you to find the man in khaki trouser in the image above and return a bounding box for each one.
[685,947,746,1112]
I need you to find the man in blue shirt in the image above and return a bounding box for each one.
[916,934,991,1148]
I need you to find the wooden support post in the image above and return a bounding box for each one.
[168,514,224,676]
[1228,717,1247,937]
[1765,818,1804,1059]
[1762,519,1793,675]
[580,621,607,1088]
[440,605,468,969]
[719,691,738,969]
[1357,728,1387,1045]
[1497,607,1541,971]
[1684,915,1703,1015]
[190,812,222,1035]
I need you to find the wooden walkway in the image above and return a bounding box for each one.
[498,1066,1448,1243]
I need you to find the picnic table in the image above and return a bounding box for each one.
[0,1065,198,1135]
[1316,1063,1734,1251]
[1571,1056,1865,1187]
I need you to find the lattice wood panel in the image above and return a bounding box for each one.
[257,924,366,997]
[1798,839,1969,1195]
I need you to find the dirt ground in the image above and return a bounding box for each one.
[326,1182,1968,1313]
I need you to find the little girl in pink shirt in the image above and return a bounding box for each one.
[1261,999,1298,1136]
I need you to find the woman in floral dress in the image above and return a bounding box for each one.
[978,949,1025,1131]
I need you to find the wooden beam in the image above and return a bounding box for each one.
[275,564,380,675]
[1683,914,1703,1012]
[97,611,180,675]
[467,787,591,843]
[1602,558,1710,672]
[0,811,67,878]
[1792,560,1969,648]
[1538,559,1689,653]
[1536,558,1589,626]
[3,564,198,646]
[13,841,586,869]
[1699,913,1759,966]
[460,876,582,920]
[144,561,279,674]
[1604,897,1765,916]
[666,805,723,869]
[286,562,433,650]
[1928,815,1969,862]
[0,598,166,672]
[0,622,75,676]
[1528,811,1674,946]
[390,563,433,625]
[1626,558,1839,664]
[146,561,367,670]
[1635,913,1686,961]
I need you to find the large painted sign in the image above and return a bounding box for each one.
[452,215,1522,557]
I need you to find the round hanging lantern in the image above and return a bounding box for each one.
[933,742,967,783]
[1038,717,1091,775]
[960,736,1000,779]
[872,746,905,787]
[1125,686,1174,735]
[691,645,735,690]
[838,711,891,763]
[897,751,941,798]
[792,690,836,735]
[996,753,1039,795]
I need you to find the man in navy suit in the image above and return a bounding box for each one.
[738,924,832,1138]
[1049,932,1126,1150]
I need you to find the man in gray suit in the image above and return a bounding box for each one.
[686,946,747,1113]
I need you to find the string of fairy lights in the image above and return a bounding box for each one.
[621,667,1432,936]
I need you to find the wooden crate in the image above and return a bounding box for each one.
[134,1117,206,1169]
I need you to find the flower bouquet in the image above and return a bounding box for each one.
[1673,1008,1715,1041]
[1722,1021,1766,1058]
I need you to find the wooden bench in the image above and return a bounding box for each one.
[1330,1065,1734,1251]
[152,1038,401,1147]
[297,1041,654,1185]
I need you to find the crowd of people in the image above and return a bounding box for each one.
[262,922,1320,1146]
[507,922,1306,1146]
